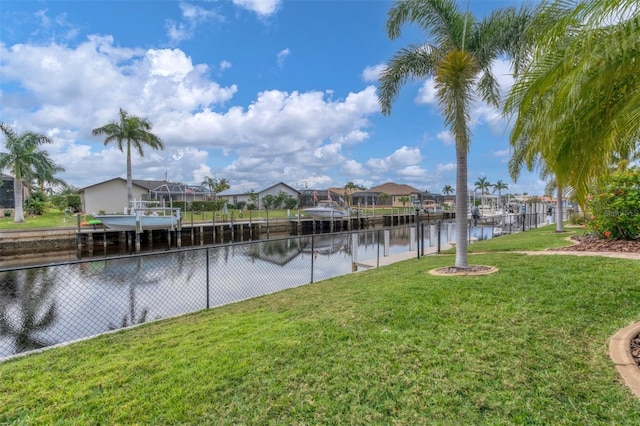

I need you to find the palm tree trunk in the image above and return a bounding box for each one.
[455,144,469,268]
[13,178,25,223]
[126,140,133,204]
[555,185,564,232]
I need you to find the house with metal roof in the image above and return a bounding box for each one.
[217,182,300,209]
[78,177,212,214]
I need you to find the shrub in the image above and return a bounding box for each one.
[191,201,217,212]
[25,191,48,215]
[171,201,188,212]
[586,168,640,240]
[568,212,587,225]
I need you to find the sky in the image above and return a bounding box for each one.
[0,0,546,196]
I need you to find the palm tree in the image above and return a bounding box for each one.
[398,195,410,209]
[378,0,534,268]
[33,163,67,196]
[92,108,164,204]
[378,192,390,206]
[505,0,639,206]
[474,177,491,212]
[0,123,64,223]
[213,178,230,196]
[492,180,508,210]
[201,176,216,200]
[442,185,454,195]
[344,181,357,207]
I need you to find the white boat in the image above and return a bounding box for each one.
[303,201,350,219]
[93,200,181,231]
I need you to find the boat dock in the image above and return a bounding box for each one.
[74,211,454,255]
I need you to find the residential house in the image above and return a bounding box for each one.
[218,182,300,209]
[0,174,15,209]
[355,182,423,208]
[79,178,211,214]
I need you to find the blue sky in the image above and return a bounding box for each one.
[0,0,545,196]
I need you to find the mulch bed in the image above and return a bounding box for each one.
[632,335,640,367]
[549,234,640,252]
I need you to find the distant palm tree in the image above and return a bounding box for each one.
[378,0,534,268]
[442,185,454,195]
[201,176,216,198]
[474,177,491,209]
[344,181,357,207]
[378,192,390,206]
[92,108,164,204]
[213,178,230,196]
[0,123,64,223]
[492,180,508,210]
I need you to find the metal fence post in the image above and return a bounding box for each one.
[206,248,210,309]
[376,229,380,268]
[310,234,315,283]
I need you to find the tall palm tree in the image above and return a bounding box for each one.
[474,177,491,209]
[505,0,639,206]
[378,0,534,268]
[92,108,164,204]
[0,123,63,223]
[492,179,508,210]
[442,185,454,195]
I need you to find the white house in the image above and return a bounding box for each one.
[79,178,212,214]
[218,182,300,209]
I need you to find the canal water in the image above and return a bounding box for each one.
[0,221,499,360]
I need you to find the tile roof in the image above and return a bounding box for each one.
[367,182,423,196]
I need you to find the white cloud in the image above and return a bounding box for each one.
[436,163,456,173]
[276,48,290,69]
[366,146,422,171]
[0,35,381,189]
[361,64,385,82]
[415,78,437,105]
[233,0,281,16]
[341,159,366,176]
[397,165,427,178]
[166,2,223,44]
[494,149,509,157]
[219,60,231,72]
[437,130,454,145]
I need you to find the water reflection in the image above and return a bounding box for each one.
[0,224,498,359]
[0,268,58,354]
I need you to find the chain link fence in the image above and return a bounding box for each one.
[0,213,547,360]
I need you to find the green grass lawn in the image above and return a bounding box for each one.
[0,209,81,230]
[2,228,640,423]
